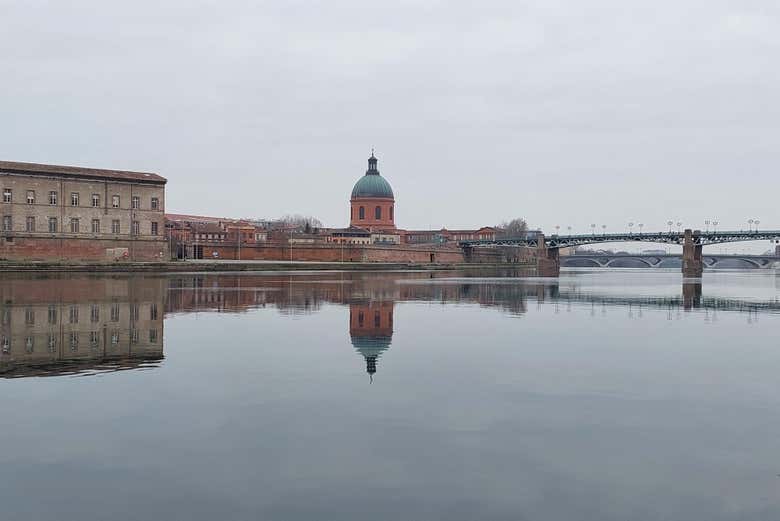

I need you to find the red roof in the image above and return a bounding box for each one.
[0,160,166,184]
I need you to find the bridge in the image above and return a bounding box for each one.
[563,254,780,270]
[460,229,780,277]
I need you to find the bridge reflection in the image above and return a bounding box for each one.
[0,271,776,379]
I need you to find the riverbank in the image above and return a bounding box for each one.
[0,260,534,273]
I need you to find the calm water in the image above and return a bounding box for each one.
[1,269,779,520]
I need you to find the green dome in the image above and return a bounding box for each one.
[351,153,394,199]
[351,174,394,199]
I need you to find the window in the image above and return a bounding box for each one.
[151,222,158,236]
[110,331,119,345]
[91,219,100,234]
[1,336,9,353]
[70,332,79,350]
[132,220,140,235]
[131,196,140,209]
[374,310,381,327]
[25,308,35,325]
[25,216,35,232]
[90,304,100,323]
[25,336,34,353]
[48,217,57,233]
[69,305,79,324]
[110,303,119,322]
[47,334,56,352]
[90,331,100,347]
[92,194,100,207]
[49,191,57,205]
[151,197,159,210]
[3,189,11,203]
[112,195,120,208]
[71,192,79,206]
[150,303,158,321]
[70,218,79,233]
[2,215,11,231]
[390,206,393,220]
[48,305,57,325]
[111,220,120,234]
[149,329,158,343]
[359,206,365,220]
[131,329,139,344]
[27,190,35,204]
[375,206,381,219]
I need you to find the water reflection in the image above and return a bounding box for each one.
[1,270,778,379]
[0,276,165,377]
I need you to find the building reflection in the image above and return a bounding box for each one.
[350,300,393,382]
[1,270,774,379]
[0,275,165,377]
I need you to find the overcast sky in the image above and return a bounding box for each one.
[1,1,778,243]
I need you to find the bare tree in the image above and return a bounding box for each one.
[496,218,528,238]
[279,214,323,234]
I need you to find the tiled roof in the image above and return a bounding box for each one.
[0,160,166,184]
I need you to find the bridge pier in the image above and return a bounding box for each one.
[682,229,703,278]
[536,233,560,277]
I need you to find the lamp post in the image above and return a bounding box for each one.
[755,219,760,232]
[567,226,572,235]
[555,225,560,235]
[602,224,606,234]
[676,221,682,233]
[638,223,644,235]
[705,220,710,232]
[628,222,634,235]
[712,220,719,233]
[667,220,673,233]
[591,223,596,235]
[748,219,754,232]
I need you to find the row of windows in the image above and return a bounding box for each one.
[4,303,159,326]
[355,205,393,220]
[2,189,160,210]
[1,329,158,353]
[2,216,159,235]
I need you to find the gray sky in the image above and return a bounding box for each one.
[1,1,778,243]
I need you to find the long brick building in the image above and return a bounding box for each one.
[0,161,167,262]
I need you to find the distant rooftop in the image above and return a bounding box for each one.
[0,160,166,184]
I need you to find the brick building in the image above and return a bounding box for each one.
[0,161,167,262]
[165,213,268,259]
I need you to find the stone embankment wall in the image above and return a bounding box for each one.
[195,242,480,263]
[0,236,169,262]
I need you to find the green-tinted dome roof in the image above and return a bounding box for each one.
[351,154,394,199]
[351,174,394,199]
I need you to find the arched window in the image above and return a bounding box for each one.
[375,206,381,219]
[390,206,393,220]
[359,206,365,220]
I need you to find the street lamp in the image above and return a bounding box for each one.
[602,224,607,234]
[705,220,710,232]
[567,226,572,234]
[628,222,634,235]
[590,223,596,235]
[638,223,644,235]
[667,220,673,233]
[755,219,760,232]
[748,219,754,232]
[712,220,719,233]
[555,225,560,235]
[676,221,682,233]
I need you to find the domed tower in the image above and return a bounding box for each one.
[350,152,395,231]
